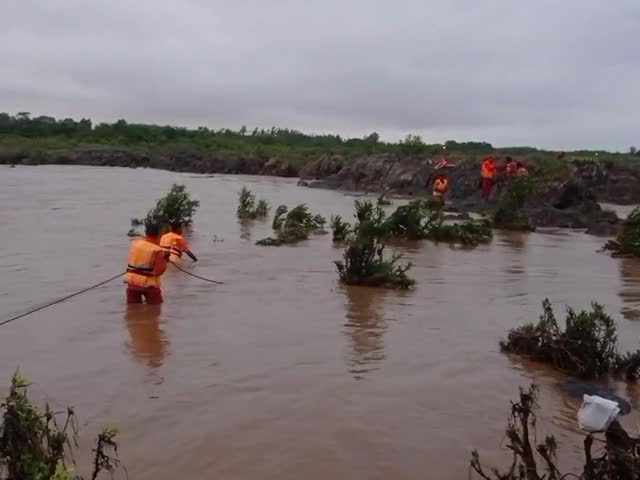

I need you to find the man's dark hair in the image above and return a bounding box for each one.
[171,222,182,232]
[145,222,161,237]
[506,156,514,162]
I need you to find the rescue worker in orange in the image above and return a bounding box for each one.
[432,174,449,204]
[160,223,198,264]
[125,223,168,304]
[480,156,497,200]
[515,162,529,177]
[505,156,518,177]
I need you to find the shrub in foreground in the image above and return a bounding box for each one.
[0,371,120,479]
[471,384,640,479]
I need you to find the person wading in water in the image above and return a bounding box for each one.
[125,223,168,304]
[160,222,198,264]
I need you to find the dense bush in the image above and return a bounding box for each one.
[131,184,199,232]
[236,186,270,220]
[501,299,640,379]
[334,200,414,289]
[604,206,640,257]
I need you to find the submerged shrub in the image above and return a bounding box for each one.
[146,184,199,226]
[604,206,640,257]
[255,199,270,218]
[493,177,535,231]
[272,205,288,230]
[329,215,352,242]
[334,200,414,289]
[128,183,199,235]
[237,186,270,220]
[500,299,640,379]
[377,194,392,206]
[386,199,493,246]
[257,203,325,246]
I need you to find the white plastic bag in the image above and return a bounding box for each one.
[577,394,621,433]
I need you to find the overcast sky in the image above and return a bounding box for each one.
[2,0,638,150]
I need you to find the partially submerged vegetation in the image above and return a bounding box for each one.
[334,200,415,289]
[493,177,536,231]
[604,206,640,257]
[256,204,326,246]
[130,183,199,234]
[386,199,493,246]
[501,299,640,380]
[0,371,120,479]
[471,384,640,480]
[376,194,392,206]
[329,215,352,242]
[236,186,270,220]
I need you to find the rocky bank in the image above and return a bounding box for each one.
[3,149,639,233]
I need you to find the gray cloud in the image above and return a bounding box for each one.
[2,0,638,150]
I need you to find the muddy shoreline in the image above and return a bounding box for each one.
[3,149,638,233]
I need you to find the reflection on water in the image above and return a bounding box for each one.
[619,258,640,321]
[124,304,169,370]
[342,286,387,379]
[498,231,528,304]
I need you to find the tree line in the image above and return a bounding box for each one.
[0,112,496,156]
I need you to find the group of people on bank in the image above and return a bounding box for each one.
[125,223,198,304]
[430,155,529,203]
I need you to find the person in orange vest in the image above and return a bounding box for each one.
[505,156,518,177]
[125,223,168,304]
[160,223,198,264]
[480,156,497,200]
[432,174,449,203]
[515,162,529,177]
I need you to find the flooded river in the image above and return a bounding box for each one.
[1,165,640,479]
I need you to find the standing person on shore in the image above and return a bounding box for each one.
[505,156,518,177]
[480,156,497,201]
[125,223,168,304]
[515,162,530,177]
[432,174,450,204]
[160,223,198,264]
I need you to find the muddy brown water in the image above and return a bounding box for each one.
[1,165,640,479]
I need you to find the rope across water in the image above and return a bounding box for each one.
[0,262,223,327]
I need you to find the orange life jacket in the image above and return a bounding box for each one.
[125,238,163,288]
[160,232,184,260]
[433,178,449,197]
[481,159,497,179]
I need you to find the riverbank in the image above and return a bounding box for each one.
[3,146,638,234]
